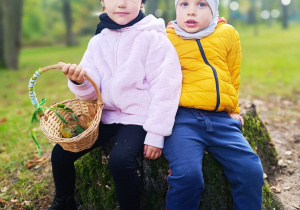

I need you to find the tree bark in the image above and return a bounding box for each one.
[281,3,288,29]
[0,2,4,68]
[2,0,23,70]
[248,0,258,24]
[75,103,284,210]
[62,0,77,46]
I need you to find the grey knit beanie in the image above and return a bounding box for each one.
[175,0,219,17]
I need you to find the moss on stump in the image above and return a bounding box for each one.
[75,104,284,210]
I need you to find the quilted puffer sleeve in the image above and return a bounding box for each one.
[227,29,241,113]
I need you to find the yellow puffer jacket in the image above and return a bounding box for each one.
[167,20,241,113]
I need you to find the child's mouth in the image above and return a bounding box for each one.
[185,20,198,27]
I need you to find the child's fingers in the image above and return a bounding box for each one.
[71,65,82,79]
[144,149,153,159]
[143,145,148,155]
[239,116,244,125]
[62,63,71,75]
[77,69,86,84]
[153,150,162,160]
[68,64,78,76]
[145,146,162,160]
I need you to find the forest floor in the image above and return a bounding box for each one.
[250,96,300,210]
[1,96,299,209]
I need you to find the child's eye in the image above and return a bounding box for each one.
[180,2,188,7]
[198,2,207,7]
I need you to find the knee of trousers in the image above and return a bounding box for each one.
[108,152,137,176]
[168,166,205,192]
[51,144,74,166]
[235,159,265,187]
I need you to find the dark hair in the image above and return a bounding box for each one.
[142,0,146,3]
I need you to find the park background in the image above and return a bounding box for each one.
[0,0,300,209]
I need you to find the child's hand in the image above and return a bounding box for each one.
[144,145,162,160]
[59,62,86,84]
[230,113,244,126]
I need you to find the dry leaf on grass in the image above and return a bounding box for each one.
[1,187,8,193]
[0,118,7,124]
[270,186,282,193]
[25,155,49,169]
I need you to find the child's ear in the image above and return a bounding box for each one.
[140,3,145,9]
[101,0,105,8]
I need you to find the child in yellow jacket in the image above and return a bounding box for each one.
[163,0,264,209]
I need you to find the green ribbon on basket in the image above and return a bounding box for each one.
[30,98,69,157]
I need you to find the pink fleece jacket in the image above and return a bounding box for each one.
[68,15,182,148]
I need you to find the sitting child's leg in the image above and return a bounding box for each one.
[50,123,120,209]
[108,124,146,210]
[50,143,98,209]
[164,108,206,209]
[206,114,264,210]
[164,109,264,210]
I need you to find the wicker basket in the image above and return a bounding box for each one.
[28,63,104,152]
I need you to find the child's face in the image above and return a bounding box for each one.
[101,0,144,25]
[176,0,213,33]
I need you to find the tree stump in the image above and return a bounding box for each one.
[75,104,284,210]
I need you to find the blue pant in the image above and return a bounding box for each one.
[163,107,264,210]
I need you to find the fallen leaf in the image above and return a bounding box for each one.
[1,187,8,193]
[285,151,293,156]
[25,155,49,169]
[22,201,31,206]
[293,204,300,210]
[0,118,7,124]
[270,186,282,193]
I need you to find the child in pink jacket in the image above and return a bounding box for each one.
[49,0,182,209]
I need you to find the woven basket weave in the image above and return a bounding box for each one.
[29,63,104,152]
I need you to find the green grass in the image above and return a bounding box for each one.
[0,36,91,208]
[237,22,300,98]
[0,23,299,208]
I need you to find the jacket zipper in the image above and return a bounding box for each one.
[196,39,220,111]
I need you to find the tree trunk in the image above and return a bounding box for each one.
[248,0,257,24]
[62,0,77,46]
[75,104,284,209]
[281,3,288,29]
[145,0,159,16]
[2,0,23,70]
[0,2,4,68]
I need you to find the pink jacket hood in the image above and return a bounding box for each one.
[68,15,182,148]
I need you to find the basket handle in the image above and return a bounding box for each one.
[28,63,102,108]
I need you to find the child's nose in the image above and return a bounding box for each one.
[117,0,126,8]
[187,6,197,16]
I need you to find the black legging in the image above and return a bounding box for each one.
[51,123,146,210]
